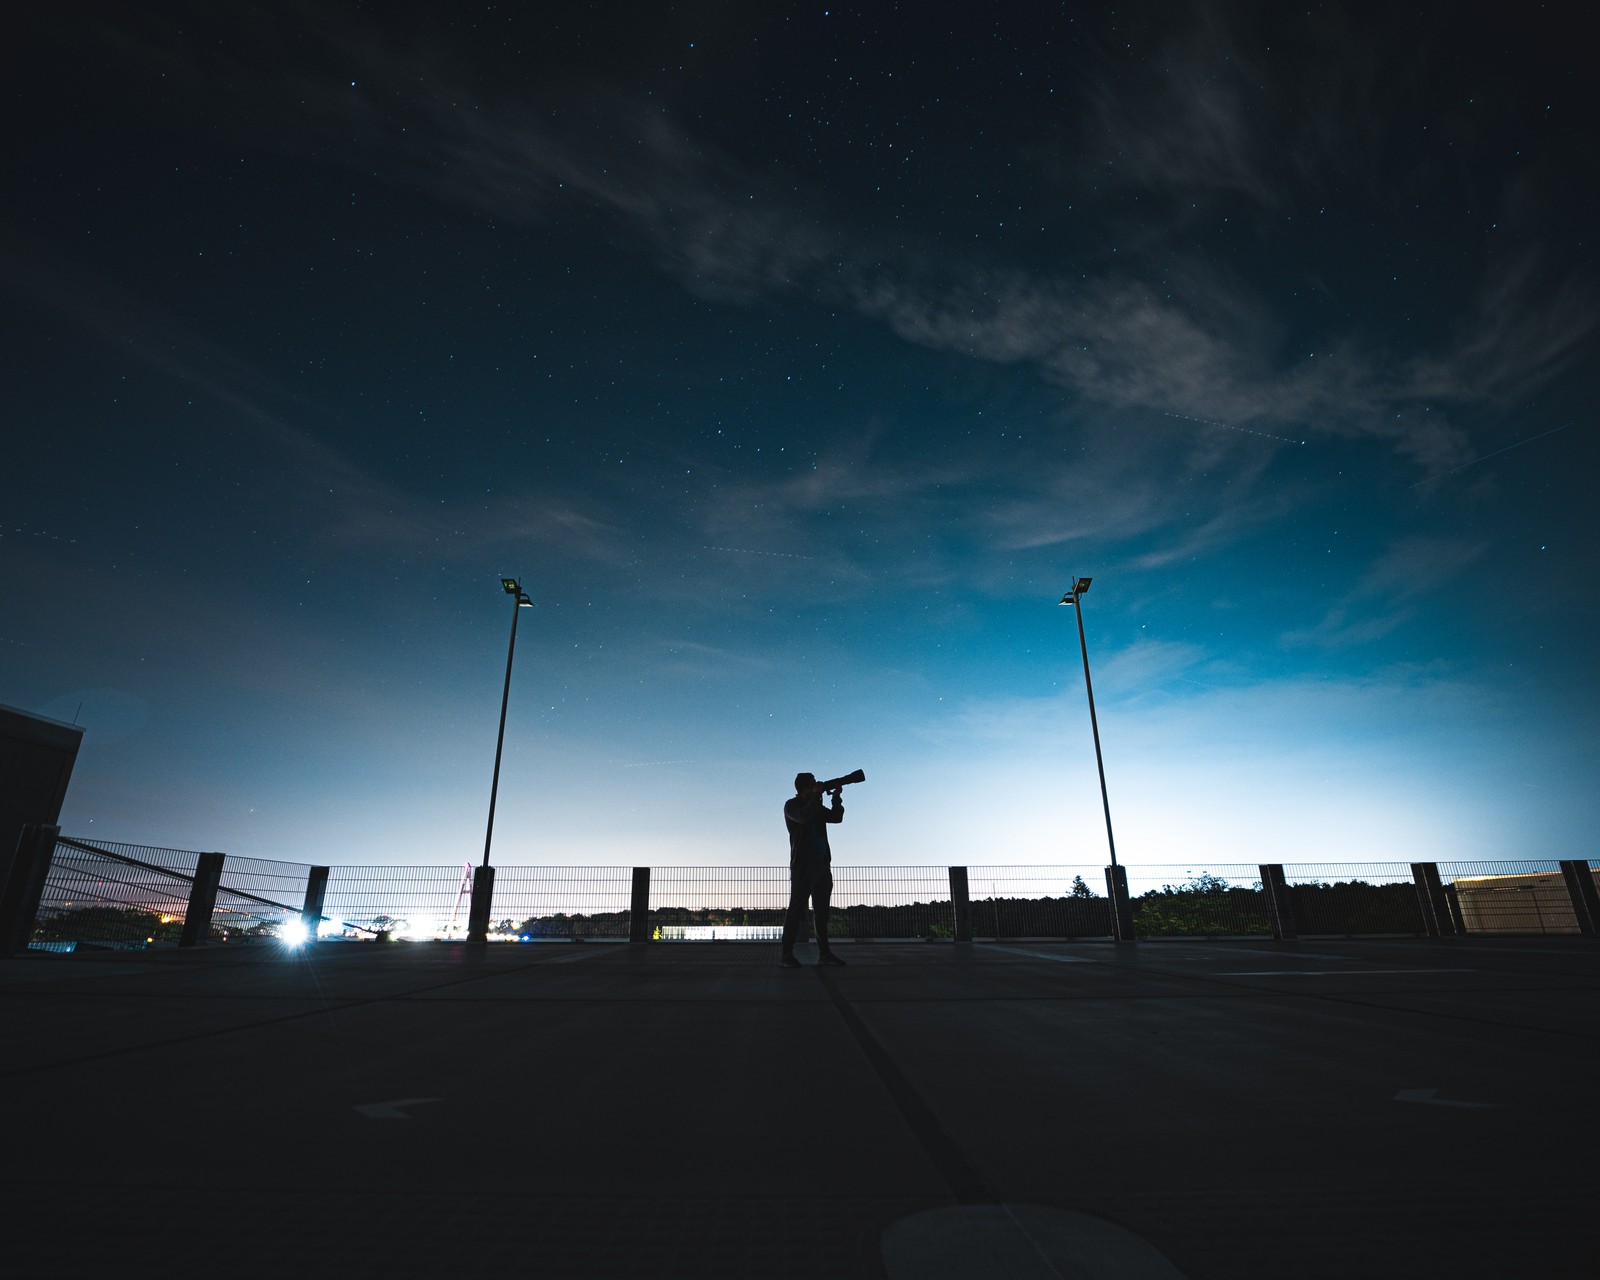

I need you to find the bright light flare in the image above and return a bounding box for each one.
[281,919,310,947]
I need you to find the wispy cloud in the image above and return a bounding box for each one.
[1282,536,1489,648]
[1403,247,1595,405]
[1057,4,1388,212]
[1094,640,1212,698]
[3,231,632,570]
[931,646,1507,761]
[73,4,1597,567]
[650,639,776,681]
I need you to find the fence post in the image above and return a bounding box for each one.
[1105,865,1137,942]
[301,866,330,941]
[179,852,225,947]
[949,867,971,942]
[629,867,652,943]
[1410,863,1455,937]
[1557,860,1600,935]
[1259,864,1297,940]
[466,865,496,943]
[0,823,59,955]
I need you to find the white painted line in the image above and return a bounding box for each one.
[1216,968,1472,976]
[1166,945,1356,961]
[353,1097,442,1120]
[988,945,1096,964]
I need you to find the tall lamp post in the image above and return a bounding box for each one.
[1059,577,1135,941]
[470,576,532,943]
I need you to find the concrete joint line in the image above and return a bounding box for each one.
[813,966,994,1205]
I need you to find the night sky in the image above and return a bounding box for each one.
[5,3,1596,870]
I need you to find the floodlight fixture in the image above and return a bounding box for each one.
[501,576,533,606]
[1059,577,1093,606]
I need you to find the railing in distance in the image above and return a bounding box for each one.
[15,839,1600,950]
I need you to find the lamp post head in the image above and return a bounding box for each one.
[500,577,532,606]
[1059,577,1092,605]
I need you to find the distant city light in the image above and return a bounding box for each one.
[656,925,783,940]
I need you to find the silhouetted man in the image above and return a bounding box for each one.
[780,772,846,967]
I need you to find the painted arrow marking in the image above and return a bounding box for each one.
[1393,1088,1495,1109]
[353,1097,442,1120]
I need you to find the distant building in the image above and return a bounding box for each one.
[1452,870,1594,934]
[655,924,783,941]
[0,703,83,886]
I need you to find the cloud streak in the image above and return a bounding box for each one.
[99,7,1592,473]
[69,3,1597,584]
[2,230,634,572]
[1282,536,1489,649]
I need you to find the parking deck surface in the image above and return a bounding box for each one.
[2,936,1595,1277]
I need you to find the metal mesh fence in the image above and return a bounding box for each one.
[1439,859,1579,934]
[1280,862,1427,936]
[320,865,479,939]
[643,866,961,940]
[492,867,634,939]
[33,840,199,947]
[965,866,1113,938]
[648,866,789,940]
[31,840,310,947]
[215,855,311,941]
[25,842,1599,945]
[1123,865,1272,936]
[829,866,951,939]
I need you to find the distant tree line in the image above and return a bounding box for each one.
[33,875,1432,944]
[510,874,1430,939]
[1128,874,1427,936]
[1283,878,1427,935]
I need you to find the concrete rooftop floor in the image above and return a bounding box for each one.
[2,935,1595,1278]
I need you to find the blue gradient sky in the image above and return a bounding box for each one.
[5,3,1596,868]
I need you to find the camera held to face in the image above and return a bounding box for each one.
[797,768,865,794]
